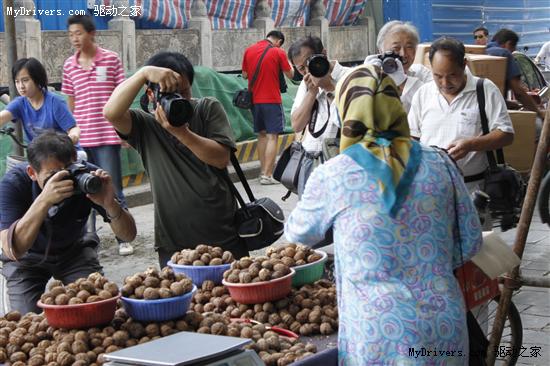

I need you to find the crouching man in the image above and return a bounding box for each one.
[0,130,137,313]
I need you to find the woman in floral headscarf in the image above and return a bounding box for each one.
[284,64,482,365]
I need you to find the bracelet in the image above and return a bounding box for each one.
[107,204,124,222]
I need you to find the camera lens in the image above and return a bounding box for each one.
[160,95,194,127]
[76,173,102,194]
[382,57,398,74]
[307,55,330,78]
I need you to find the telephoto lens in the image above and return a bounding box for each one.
[306,54,330,78]
[159,93,194,127]
[75,173,102,195]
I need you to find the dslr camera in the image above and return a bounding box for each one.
[66,163,102,195]
[306,54,330,78]
[140,83,194,127]
[378,51,403,74]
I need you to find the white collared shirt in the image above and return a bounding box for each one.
[291,61,350,153]
[408,72,514,177]
[401,64,433,112]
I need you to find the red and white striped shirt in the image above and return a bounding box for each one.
[62,47,125,147]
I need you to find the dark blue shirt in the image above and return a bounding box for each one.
[0,162,106,255]
[486,41,522,82]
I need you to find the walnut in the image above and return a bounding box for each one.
[57,351,75,366]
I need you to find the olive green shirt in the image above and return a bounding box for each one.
[124,97,242,255]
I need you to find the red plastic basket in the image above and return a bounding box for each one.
[222,268,295,304]
[37,295,120,329]
[456,261,499,311]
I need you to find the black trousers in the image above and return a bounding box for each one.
[1,240,102,314]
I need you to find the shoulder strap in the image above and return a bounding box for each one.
[476,78,505,168]
[249,43,273,90]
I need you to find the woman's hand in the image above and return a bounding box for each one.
[68,126,80,144]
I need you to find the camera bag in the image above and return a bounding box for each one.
[233,43,272,110]
[223,154,285,251]
[475,78,525,218]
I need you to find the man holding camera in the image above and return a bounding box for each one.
[242,31,294,185]
[287,36,350,197]
[103,52,250,267]
[0,131,137,314]
[365,21,433,113]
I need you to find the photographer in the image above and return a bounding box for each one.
[365,21,432,112]
[103,52,249,267]
[0,130,136,314]
[288,36,350,198]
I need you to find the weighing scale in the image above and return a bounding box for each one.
[103,331,265,366]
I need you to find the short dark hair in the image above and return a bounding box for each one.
[12,58,48,90]
[266,30,285,45]
[473,26,489,36]
[144,52,195,86]
[429,37,466,67]
[28,130,75,172]
[287,36,324,63]
[67,14,96,32]
[492,28,519,47]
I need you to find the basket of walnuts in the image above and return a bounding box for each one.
[120,266,196,322]
[222,256,295,304]
[37,272,120,329]
[267,244,327,287]
[167,244,235,286]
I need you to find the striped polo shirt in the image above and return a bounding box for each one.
[62,47,125,147]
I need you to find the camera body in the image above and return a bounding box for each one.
[378,51,403,74]
[65,162,102,195]
[306,54,330,78]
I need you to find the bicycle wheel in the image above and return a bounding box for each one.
[538,171,550,225]
[472,295,523,365]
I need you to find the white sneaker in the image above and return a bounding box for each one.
[260,175,280,185]
[118,242,134,256]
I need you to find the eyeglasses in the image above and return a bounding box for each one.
[473,35,486,40]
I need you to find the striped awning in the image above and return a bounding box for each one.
[109,0,366,29]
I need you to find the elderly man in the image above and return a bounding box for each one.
[408,37,514,193]
[366,20,433,112]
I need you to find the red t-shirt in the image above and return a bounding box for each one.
[242,40,291,104]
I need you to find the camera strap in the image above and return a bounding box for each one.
[308,98,331,138]
[249,43,273,91]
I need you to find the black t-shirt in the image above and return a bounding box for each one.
[0,162,106,256]
[122,97,240,254]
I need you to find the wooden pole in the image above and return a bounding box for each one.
[486,106,550,364]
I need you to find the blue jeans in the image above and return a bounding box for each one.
[84,145,126,207]
[85,145,126,245]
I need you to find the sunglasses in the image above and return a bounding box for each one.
[473,35,486,40]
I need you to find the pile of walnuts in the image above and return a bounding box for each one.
[266,243,323,267]
[170,245,234,266]
[40,273,119,306]
[223,256,291,284]
[191,279,338,337]
[121,266,194,300]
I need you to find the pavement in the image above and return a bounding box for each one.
[107,164,550,365]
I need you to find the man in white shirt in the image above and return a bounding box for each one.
[535,40,550,67]
[287,36,350,197]
[365,21,433,112]
[408,37,514,191]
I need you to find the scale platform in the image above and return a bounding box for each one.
[103,331,264,366]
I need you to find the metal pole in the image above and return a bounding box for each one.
[486,107,550,364]
[2,0,23,156]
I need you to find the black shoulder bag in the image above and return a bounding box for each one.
[223,154,285,251]
[476,79,525,224]
[233,44,273,109]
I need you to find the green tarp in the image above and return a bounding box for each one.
[0,67,298,177]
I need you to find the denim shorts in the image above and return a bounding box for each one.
[252,103,285,134]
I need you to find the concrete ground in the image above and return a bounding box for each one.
[84,172,550,365]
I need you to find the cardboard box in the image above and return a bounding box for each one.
[466,54,507,95]
[414,43,486,65]
[503,110,537,173]
[455,261,499,311]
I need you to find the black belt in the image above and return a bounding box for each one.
[464,172,485,183]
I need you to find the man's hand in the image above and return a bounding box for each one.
[303,73,320,95]
[86,169,116,208]
[154,103,189,135]
[311,73,335,92]
[40,170,74,207]
[141,66,182,93]
[447,138,473,161]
